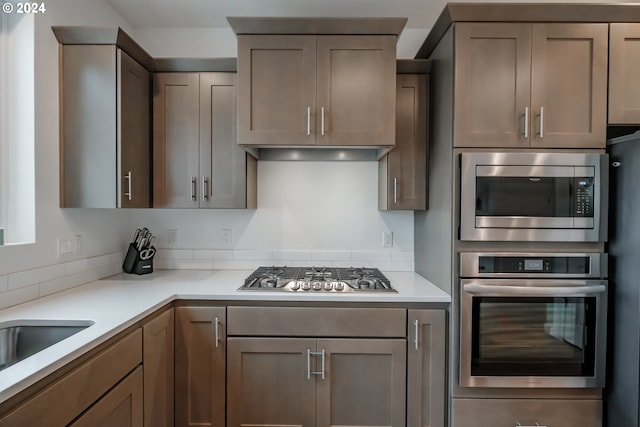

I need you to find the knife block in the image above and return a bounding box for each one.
[122,242,155,275]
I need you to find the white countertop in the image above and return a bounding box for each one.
[0,269,449,404]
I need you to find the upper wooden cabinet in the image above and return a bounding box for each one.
[153,73,257,208]
[237,34,397,147]
[59,46,152,207]
[379,72,428,211]
[454,23,608,149]
[609,23,640,124]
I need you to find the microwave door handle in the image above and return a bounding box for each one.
[463,283,606,297]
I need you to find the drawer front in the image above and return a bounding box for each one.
[452,398,602,427]
[227,306,406,337]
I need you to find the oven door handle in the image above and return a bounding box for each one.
[463,283,606,297]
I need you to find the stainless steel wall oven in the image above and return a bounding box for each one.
[459,252,607,388]
[460,152,608,242]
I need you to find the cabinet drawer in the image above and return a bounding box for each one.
[0,329,142,427]
[227,306,406,337]
[452,398,601,427]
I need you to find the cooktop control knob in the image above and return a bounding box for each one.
[334,282,345,291]
[312,281,322,291]
[290,281,301,291]
[323,282,333,291]
[301,282,311,291]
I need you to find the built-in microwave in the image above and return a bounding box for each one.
[460,152,608,242]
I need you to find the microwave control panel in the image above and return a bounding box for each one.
[574,177,594,217]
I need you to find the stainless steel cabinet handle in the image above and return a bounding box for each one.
[214,317,220,348]
[414,319,419,350]
[539,107,544,138]
[124,171,132,201]
[516,423,544,427]
[321,106,325,136]
[201,176,209,201]
[523,107,529,139]
[307,349,326,380]
[393,178,398,204]
[191,177,197,201]
[307,106,311,136]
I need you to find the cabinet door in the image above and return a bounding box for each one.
[316,339,406,427]
[454,23,531,148]
[68,366,143,427]
[530,23,608,148]
[316,36,396,146]
[199,73,250,208]
[175,307,226,427]
[118,49,151,208]
[226,337,316,427]
[142,308,174,427]
[380,73,428,210]
[609,23,640,125]
[153,73,200,207]
[237,35,317,146]
[407,310,446,427]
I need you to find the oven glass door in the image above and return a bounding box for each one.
[460,279,607,388]
[471,296,597,377]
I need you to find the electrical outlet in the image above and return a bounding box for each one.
[221,228,232,247]
[382,231,393,248]
[168,229,178,246]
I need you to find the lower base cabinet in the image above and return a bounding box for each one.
[69,366,143,427]
[174,306,226,427]
[0,329,142,427]
[452,398,602,427]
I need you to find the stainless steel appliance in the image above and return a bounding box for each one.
[239,266,397,293]
[460,152,608,242]
[459,252,608,388]
[606,131,640,426]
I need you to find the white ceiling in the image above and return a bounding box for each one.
[104,0,633,32]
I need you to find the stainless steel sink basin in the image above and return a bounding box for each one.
[0,319,94,371]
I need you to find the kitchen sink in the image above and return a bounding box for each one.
[0,319,94,372]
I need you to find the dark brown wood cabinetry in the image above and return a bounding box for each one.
[454,23,608,149]
[174,306,226,427]
[58,45,152,208]
[609,23,640,124]
[237,35,397,147]
[153,73,256,209]
[379,71,428,211]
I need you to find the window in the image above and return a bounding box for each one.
[0,9,35,246]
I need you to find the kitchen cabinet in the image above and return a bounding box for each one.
[142,308,174,427]
[174,306,226,427]
[153,73,257,208]
[226,306,407,427]
[0,329,142,427]
[379,71,428,211]
[407,309,446,427]
[451,398,601,427]
[236,35,396,147]
[454,23,608,149]
[609,23,640,124]
[68,366,143,427]
[59,45,151,208]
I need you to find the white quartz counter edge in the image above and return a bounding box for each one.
[0,269,450,404]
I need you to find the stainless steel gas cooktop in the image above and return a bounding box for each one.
[239,266,396,293]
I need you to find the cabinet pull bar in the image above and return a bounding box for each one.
[393,178,398,204]
[307,106,311,136]
[124,171,132,201]
[214,317,220,348]
[539,107,544,138]
[202,176,209,201]
[321,107,325,136]
[414,319,419,350]
[191,177,197,201]
[308,350,325,379]
[515,423,544,427]
[523,107,529,139]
